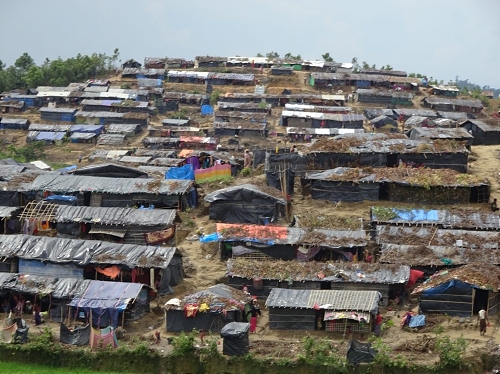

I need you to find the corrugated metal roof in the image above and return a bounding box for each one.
[287,127,362,135]
[97,134,126,145]
[409,127,473,140]
[265,289,381,312]
[0,234,178,268]
[55,205,176,226]
[30,174,193,195]
[122,68,165,76]
[460,119,500,132]
[205,183,286,204]
[281,110,365,122]
[162,119,190,126]
[107,124,141,133]
[0,118,30,125]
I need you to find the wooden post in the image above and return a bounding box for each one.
[121,308,126,328]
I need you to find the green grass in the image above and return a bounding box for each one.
[0,362,126,374]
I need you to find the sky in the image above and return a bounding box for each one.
[1,0,499,88]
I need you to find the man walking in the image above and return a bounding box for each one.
[478,307,489,336]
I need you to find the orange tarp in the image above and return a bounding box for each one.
[216,223,288,241]
[95,266,121,279]
[178,149,193,158]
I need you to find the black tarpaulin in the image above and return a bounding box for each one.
[13,318,29,344]
[266,169,295,195]
[59,323,90,345]
[346,339,377,366]
[220,322,250,356]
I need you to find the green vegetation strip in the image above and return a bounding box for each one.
[0,362,125,374]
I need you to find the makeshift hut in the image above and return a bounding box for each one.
[370,115,398,130]
[164,284,252,332]
[412,263,500,317]
[0,118,30,130]
[302,167,488,204]
[28,123,72,133]
[265,289,381,332]
[0,206,21,235]
[271,66,294,75]
[0,162,49,206]
[44,204,178,244]
[227,259,409,306]
[406,127,473,147]
[459,120,500,145]
[204,184,287,224]
[213,121,268,137]
[39,107,77,122]
[215,222,367,263]
[0,100,25,113]
[355,89,414,106]
[69,280,150,328]
[370,206,500,231]
[280,111,365,129]
[107,123,142,137]
[422,97,483,113]
[69,132,98,144]
[307,135,469,173]
[0,234,183,296]
[97,134,126,146]
[285,103,351,114]
[26,131,66,144]
[364,109,396,120]
[30,174,196,210]
[217,102,272,114]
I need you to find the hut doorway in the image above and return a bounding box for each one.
[473,289,489,314]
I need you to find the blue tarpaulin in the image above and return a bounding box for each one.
[166,164,195,180]
[201,105,214,116]
[200,233,220,243]
[69,281,145,328]
[45,195,77,202]
[55,165,77,174]
[373,208,439,222]
[35,132,66,141]
[408,315,426,328]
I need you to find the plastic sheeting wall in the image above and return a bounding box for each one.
[268,307,316,330]
[166,310,238,332]
[310,181,379,203]
[19,259,84,278]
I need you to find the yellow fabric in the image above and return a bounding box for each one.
[199,303,210,312]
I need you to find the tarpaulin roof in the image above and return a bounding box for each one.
[0,118,30,125]
[285,104,350,112]
[393,109,437,117]
[0,273,89,299]
[28,123,72,132]
[228,259,409,284]
[355,89,413,99]
[39,107,76,114]
[119,156,152,164]
[412,262,500,294]
[265,289,380,314]
[0,206,20,218]
[370,115,397,127]
[97,134,126,145]
[29,131,66,141]
[164,284,250,311]
[69,280,144,311]
[55,205,176,226]
[214,111,267,122]
[217,102,272,110]
[107,124,141,133]
[216,223,367,247]
[213,121,267,131]
[204,183,286,204]
[459,119,500,133]
[404,116,435,127]
[70,132,97,140]
[73,163,148,178]
[70,124,104,133]
[0,234,177,268]
[30,174,193,195]
[437,111,469,120]
[161,119,190,126]
[407,127,473,140]
[370,207,500,230]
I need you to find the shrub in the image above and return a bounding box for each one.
[171,331,196,357]
[435,335,467,369]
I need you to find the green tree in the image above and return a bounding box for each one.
[362,61,370,69]
[14,52,35,74]
[23,66,46,87]
[266,51,280,60]
[384,64,393,70]
[256,53,263,57]
[322,53,334,62]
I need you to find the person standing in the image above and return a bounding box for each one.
[491,198,499,212]
[374,312,383,337]
[478,307,489,336]
[243,149,253,169]
[246,299,262,334]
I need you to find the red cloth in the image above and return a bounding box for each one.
[184,304,199,318]
[407,269,425,288]
[250,316,257,332]
[375,314,383,325]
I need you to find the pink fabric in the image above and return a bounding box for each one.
[250,316,257,332]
